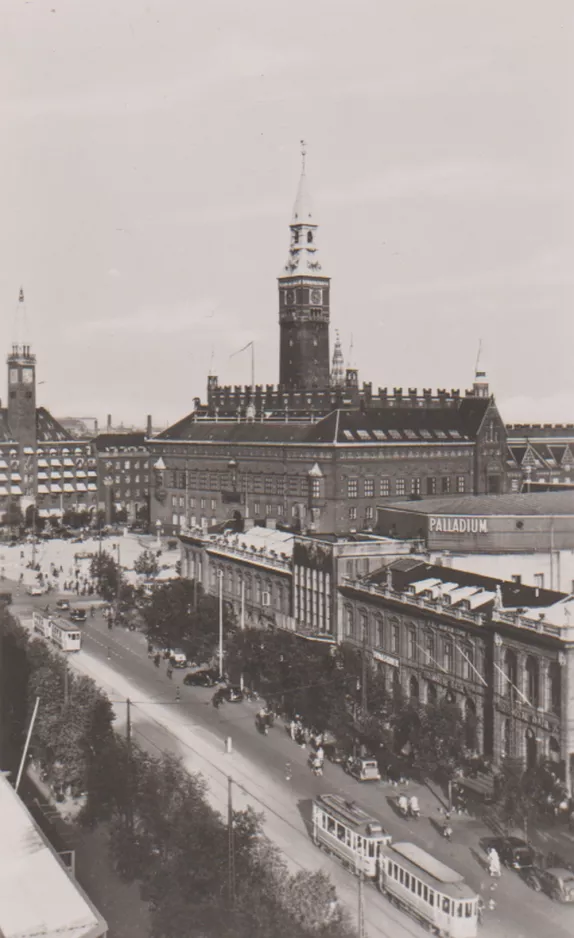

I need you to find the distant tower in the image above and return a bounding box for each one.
[473,341,490,398]
[278,142,330,389]
[330,330,345,387]
[7,289,37,449]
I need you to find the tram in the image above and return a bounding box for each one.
[312,794,392,878]
[379,842,479,938]
[32,611,82,653]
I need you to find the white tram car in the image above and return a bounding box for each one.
[312,794,392,878]
[33,611,82,653]
[379,842,478,938]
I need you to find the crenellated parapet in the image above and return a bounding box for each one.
[204,377,480,416]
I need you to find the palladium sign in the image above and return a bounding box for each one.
[429,516,488,534]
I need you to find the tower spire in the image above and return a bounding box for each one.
[473,339,490,397]
[331,330,345,387]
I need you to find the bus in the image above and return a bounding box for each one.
[312,794,392,878]
[379,842,478,938]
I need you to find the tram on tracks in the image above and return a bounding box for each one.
[311,793,392,878]
[33,611,82,653]
[379,841,479,937]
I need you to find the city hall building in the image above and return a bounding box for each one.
[150,155,509,536]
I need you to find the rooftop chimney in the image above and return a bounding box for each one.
[107,414,112,431]
[146,414,152,437]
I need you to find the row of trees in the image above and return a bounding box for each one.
[0,609,355,937]
[228,628,473,783]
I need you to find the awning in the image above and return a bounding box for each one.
[50,472,62,479]
[0,486,8,496]
[0,461,8,469]
[38,485,49,494]
[63,471,74,479]
[76,470,86,478]
[456,775,495,800]
[37,460,49,468]
[50,459,62,467]
[0,474,7,483]
[10,474,22,482]
[76,482,87,492]
[10,485,22,495]
[37,473,49,481]
[63,483,74,492]
[50,484,62,493]
[63,458,74,467]
[88,483,97,491]
[23,447,34,455]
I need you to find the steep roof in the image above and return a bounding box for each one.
[36,407,73,442]
[156,414,311,444]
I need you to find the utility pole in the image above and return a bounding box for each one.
[228,775,235,907]
[126,697,132,752]
[126,698,133,833]
[361,621,368,715]
[15,696,40,793]
[0,613,4,769]
[64,664,69,707]
[358,870,366,938]
[218,570,224,679]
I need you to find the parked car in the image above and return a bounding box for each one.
[224,685,244,703]
[69,608,87,622]
[184,669,220,687]
[538,867,574,902]
[324,743,347,764]
[344,757,381,782]
[27,585,45,596]
[484,836,536,870]
[170,650,189,669]
[56,599,70,611]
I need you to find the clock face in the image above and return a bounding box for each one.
[22,368,34,385]
[285,290,295,305]
[310,289,322,305]
[9,369,18,385]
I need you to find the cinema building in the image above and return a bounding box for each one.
[339,559,574,790]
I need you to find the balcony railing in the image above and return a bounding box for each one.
[206,541,292,572]
[343,578,485,625]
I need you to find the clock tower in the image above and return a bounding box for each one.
[278,144,330,389]
[7,290,37,450]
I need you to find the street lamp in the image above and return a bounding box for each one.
[217,569,224,679]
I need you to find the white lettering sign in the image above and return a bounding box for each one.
[429,516,488,534]
[373,650,400,668]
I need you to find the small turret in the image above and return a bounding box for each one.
[330,330,345,387]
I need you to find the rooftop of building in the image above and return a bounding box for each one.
[378,491,574,518]
[156,394,493,446]
[0,407,76,445]
[521,594,574,628]
[0,774,107,938]
[94,432,148,452]
[360,557,565,609]
[506,424,574,439]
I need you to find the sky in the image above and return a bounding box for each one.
[0,0,572,429]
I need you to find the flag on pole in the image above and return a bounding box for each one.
[19,288,24,303]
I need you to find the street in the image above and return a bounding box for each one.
[10,581,574,938]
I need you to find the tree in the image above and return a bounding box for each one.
[141,580,235,661]
[134,549,160,578]
[393,699,467,782]
[90,550,121,602]
[3,500,23,530]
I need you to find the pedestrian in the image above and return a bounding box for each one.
[442,812,453,842]
[289,719,296,741]
[167,665,173,680]
[487,847,501,878]
[175,687,180,702]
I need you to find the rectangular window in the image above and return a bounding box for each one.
[404,873,410,889]
[266,503,273,516]
[210,498,216,511]
[411,477,421,495]
[380,478,390,497]
[347,479,358,498]
[254,502,260,515]
[265,477,274,494]
[444,642,453,672]
[426,476,437,495]
[349,506,357,521]
[534,573,544,589]
[200,498,206,510]
[457,475,466,493]
[365,506,374,521]
[277,504,284,516]
[364,479,374,498]
[429,890,434,907]
[441,476,451,494]
[391,625,400,654]
[395,478,406,496]
[311,479,321,498]
[172,495,177,508]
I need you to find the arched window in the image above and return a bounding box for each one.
[461,643,474,681]
[549,661,561,714]
[526,657,539,707]
[505,649,517,701]
[345,606,354,638]
[307,230,313,243]
[427,681,437,705]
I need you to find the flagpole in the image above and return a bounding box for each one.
[251,342,255,390]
